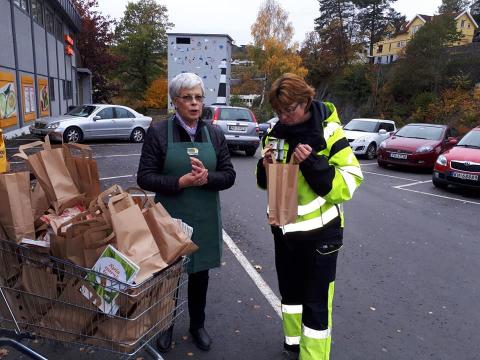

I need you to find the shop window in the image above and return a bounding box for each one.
[14,0,29,13]
[63,80,73,100]
[32,0,44,26]
[49,77,55,101]
[45,8,54,33]
[55,19,63,41]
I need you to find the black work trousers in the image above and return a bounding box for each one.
[188,269,209,330]
[273,226,340,331]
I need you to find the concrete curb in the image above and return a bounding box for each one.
[3,126,31,140]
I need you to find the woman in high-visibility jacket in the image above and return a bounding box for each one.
[256,73,363,360]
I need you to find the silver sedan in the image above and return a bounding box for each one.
[29,104,152,143]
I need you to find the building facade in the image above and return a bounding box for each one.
[167,33,232,109]
[373,11,479,64]
[0,0,91,131]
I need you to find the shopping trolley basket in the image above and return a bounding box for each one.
[0,238,188,359]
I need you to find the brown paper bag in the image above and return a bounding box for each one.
[83,224,115,268]
[63,143,100,200]
[38,278,101,342]
[14,137,82,214]
[0,172,35,242]
[31,181,50,228]
[267,157,299,226]
[108,193,168,284]
[143,198,198,264]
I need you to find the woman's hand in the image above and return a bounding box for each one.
[178,157,209,188]
[294,144,312,163]
[262,146,274,167]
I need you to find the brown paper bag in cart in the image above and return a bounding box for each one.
[267,157,299,226]
[126,188,198,264]
[0,171,35,243]
[14,137,82,214]
[63,143,100,200]
[38,278,101,342]
[108,192,168,284]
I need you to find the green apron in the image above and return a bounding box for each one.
[155,118,222,274]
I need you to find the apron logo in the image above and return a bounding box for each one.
[187,147,199,156]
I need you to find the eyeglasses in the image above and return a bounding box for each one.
[177,95,205,103]
[276,103,299,116]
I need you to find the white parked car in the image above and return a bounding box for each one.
[30,104,152,143]
[343,118,396,159]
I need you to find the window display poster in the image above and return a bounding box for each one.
[0,70,18,128]
[21,75,36,122]
[38,77,50,117]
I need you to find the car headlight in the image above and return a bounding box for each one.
[436,155,447,166]
[47,122,60,129]
[416,145,433,153]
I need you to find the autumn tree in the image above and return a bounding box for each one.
[144,77,168,109]
[114,0,172,102]
[251,0,294,48]
[249,0,306,108]
[72,0,117,103]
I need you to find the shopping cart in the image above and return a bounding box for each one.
[0,238,188,359]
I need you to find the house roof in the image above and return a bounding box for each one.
[455,10,479,28]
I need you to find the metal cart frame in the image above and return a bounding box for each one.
[0,239,187,359]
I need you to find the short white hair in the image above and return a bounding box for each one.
[169,73,205,99]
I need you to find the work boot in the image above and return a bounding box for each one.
[156,326,173,353]
[283,343,300,359]
[189,327,212,351]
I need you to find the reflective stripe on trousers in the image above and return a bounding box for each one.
[299,282,335,360]
[282,304,302,345]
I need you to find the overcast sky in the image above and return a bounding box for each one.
[96,0,444,45]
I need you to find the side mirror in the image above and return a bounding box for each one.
[379,129,387,135]
[447,137,458,145]
[93,115,101,121]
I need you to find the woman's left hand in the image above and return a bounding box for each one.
[190,156,208,185]
[294,144,312,163]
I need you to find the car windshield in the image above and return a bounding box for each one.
[67,105,97,117]
[220,108,253,122]
[344,119,377,132]
[457,130,480,147]
[395,125,443,140]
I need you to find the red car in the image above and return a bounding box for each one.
[432,126,480,189]
[377,123,458,169]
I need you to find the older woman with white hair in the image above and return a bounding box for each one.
[137,72,236,352]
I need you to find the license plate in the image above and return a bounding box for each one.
[228,125,247,132]
[451,172,479,181]
[389,153,408,159]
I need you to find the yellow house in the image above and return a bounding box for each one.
[372,10,479,64]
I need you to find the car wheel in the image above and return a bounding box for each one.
[130,127,145,143]
[63,127,83,143]
[245,148,256,157]
[377,160,387,168]
[432,177,447,189]
[366,143,377,160]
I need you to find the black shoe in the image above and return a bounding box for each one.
[189,327,211,351]
[156,327,173,353]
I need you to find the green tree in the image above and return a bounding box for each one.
[354,0,401,60]
[72,0,118,103]
[438,0,471,14]
[314,0,357,67]
[114,0,172,101]
[388,15,463,99]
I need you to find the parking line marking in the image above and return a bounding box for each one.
[394,180,432,189]
[362,170,418,182]
[99,174,135,180]
[360,162,378,166]
[222,230,282,318]
[394,187,480,205]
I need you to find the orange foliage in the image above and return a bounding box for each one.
[144,77,168,109]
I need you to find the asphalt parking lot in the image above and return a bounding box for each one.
[2,136,479,360]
